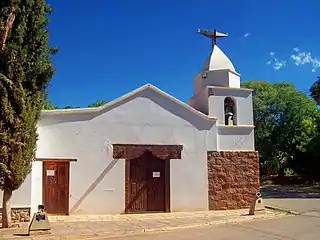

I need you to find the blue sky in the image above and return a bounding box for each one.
[47,0,320,108]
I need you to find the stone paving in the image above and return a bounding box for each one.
[0,209,286,240]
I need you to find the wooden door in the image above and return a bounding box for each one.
[43,161,70,215]
[127,151,166,213]
[128,155,148,212]
[147,155,165,212]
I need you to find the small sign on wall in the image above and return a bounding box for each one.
[46,170,55,176]
[153,172,160,178]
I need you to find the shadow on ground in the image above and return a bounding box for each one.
[261,185,320,199]
[13,233,28,236]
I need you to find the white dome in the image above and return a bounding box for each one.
[201,45,235,72]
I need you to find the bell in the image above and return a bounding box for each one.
[225,112,234,126]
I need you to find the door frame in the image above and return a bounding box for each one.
[41,159,74,215]
[124,158,170,213]
[112,144,183,214]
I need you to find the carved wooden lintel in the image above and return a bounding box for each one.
[113,144,183,160]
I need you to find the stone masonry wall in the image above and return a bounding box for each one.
[0,207,30,223]
[207,151,260,210]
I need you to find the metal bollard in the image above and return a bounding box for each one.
[249,192,266,215]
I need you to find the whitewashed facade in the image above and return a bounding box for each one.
[2,31,257,217]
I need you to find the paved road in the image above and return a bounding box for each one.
[111,186,320,240]
[261,185,320,214]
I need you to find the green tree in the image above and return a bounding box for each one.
[310,76,320,105]
[242,81,318,177]
[43,99,58,110]
[88,100,107,108]
[62,106,73,109]
[62,105,80,109]
[0,0,57,227]
[291,111,320,180]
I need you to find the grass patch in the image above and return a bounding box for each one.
[265,206,296,215]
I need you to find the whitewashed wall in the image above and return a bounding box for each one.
[0,174,31,207]
[217,126,255,151]
[33,88,216,214]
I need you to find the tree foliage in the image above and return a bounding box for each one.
[242,81,319,176]
[42,99,108,109]
[310,76,320,105]
[62,105,79,109]
[0,0,57,227]
[292,118,320,180]
[88,100,107,108]
[43,99,58,110]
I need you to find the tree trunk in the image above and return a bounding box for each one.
[0,0,15,50]
[277,167,285,184]
[2,189,12,228]
[278,166,285,177]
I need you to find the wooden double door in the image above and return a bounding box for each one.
[43,161,70,215]
[126,151,169,213]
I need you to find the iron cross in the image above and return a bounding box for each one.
[197,29,228,48]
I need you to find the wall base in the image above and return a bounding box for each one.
[207,151,260,210]
[0,207,30,223]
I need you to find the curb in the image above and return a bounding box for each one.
[265,205,299,215]
[142,213,285,233]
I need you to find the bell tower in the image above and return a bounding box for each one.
[188,29,254,127]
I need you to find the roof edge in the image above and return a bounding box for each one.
[208,86,253,92]
[41,84,217,122]
[41,84,150,116]
[217,124,255,128]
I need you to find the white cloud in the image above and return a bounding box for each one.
[265,47,320,73]
[244,33,251,38]
[266,52,286,71]
[290,48,320,72]
[273,60,286,71]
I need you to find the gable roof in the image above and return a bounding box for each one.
[41,84,216,122]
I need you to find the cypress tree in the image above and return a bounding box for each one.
[0,0,57,227]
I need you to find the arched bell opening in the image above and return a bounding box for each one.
[224,97,237,126]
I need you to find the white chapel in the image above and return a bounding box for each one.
[1,29,259,221]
